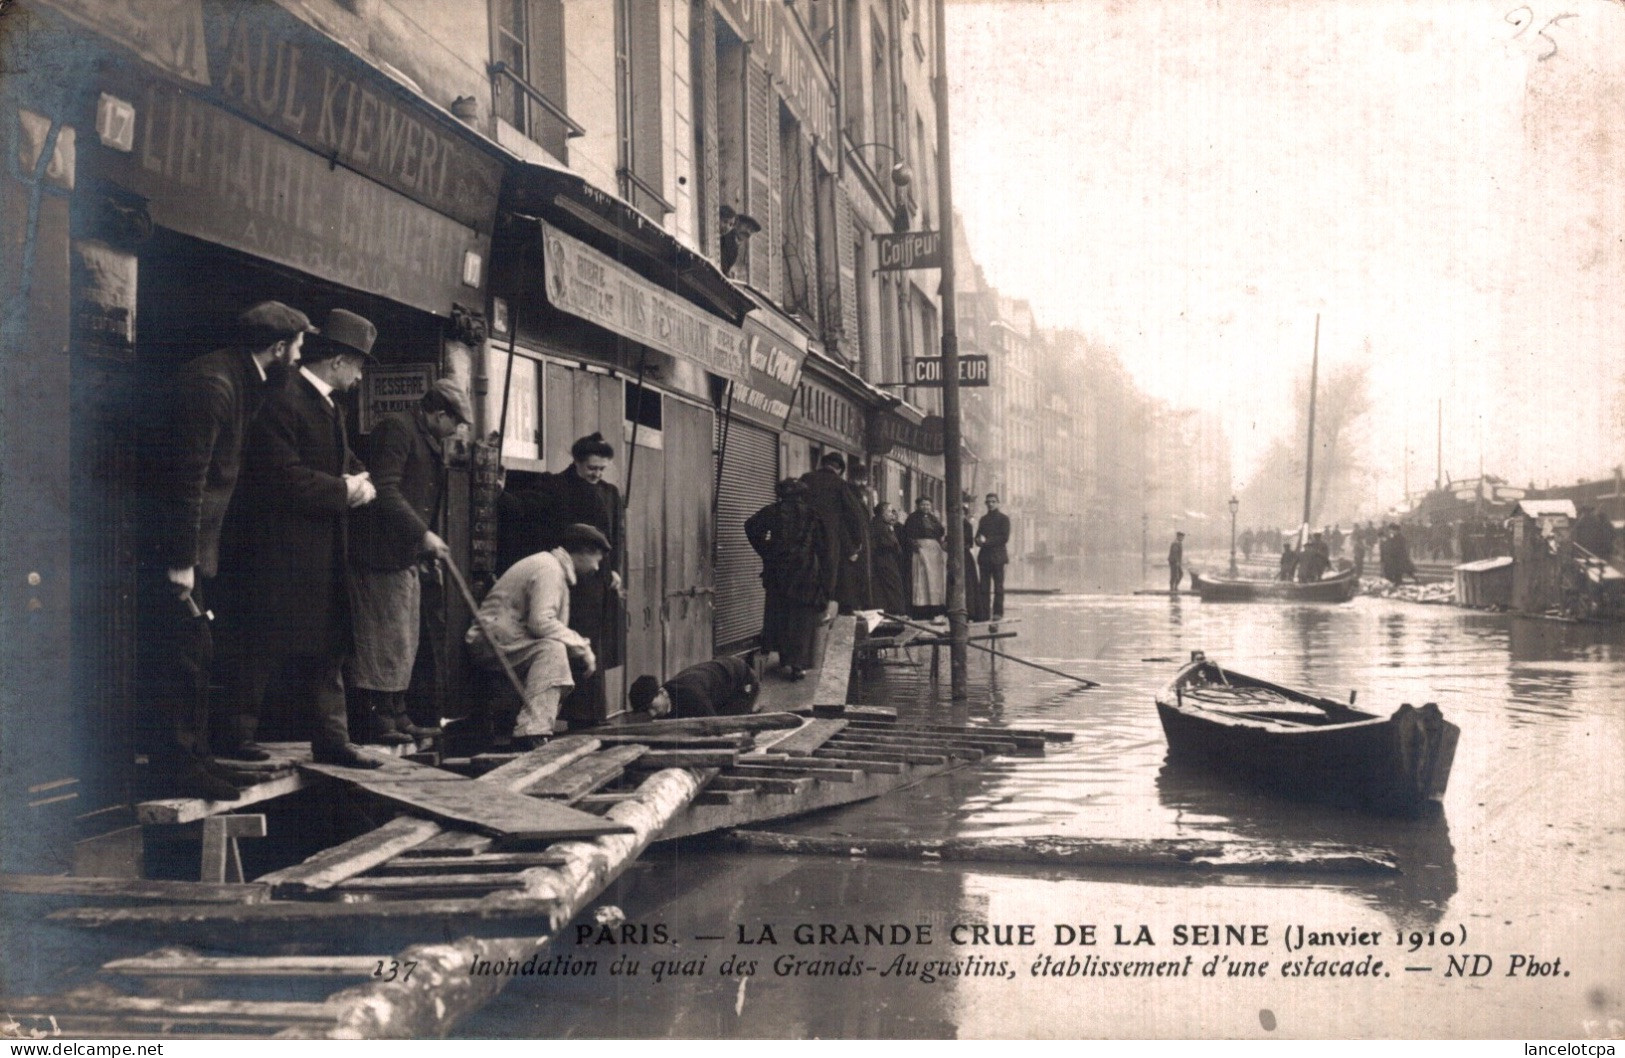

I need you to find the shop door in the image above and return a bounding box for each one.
[713,419,777,650]
[622,414,664,711]
[662,399,715,673]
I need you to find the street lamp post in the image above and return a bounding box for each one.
[1228,495,1240,577]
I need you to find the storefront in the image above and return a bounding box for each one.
[2,0,503,847]
[486,167,756,714]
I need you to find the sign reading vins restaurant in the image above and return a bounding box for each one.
[874,230,943,272]
[541,222,749,383]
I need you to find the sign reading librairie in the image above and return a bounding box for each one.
[875,230,943,272]
[911,355,990,387]
[540,221,748,383]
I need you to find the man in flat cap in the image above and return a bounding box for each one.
[346,379,471,745]
[225,309,381,767]
[628,656,759,720]
[466,523,609,749]
[144,300,313,801]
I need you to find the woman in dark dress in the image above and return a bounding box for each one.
[869,502,908,615]
[745,479,832,679]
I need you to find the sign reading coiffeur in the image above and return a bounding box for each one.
[874,230,943,272]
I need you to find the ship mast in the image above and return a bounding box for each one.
[1301,313,1320,544]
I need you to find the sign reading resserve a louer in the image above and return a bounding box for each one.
[874,230,943,272]
[540,222,748,383]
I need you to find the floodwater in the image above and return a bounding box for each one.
[464,556,1625,1039]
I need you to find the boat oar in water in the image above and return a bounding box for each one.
[442,555,530,704]
[883,613,1099,689]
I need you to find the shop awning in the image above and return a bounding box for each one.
[503,161,755,325]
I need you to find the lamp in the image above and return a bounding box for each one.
[1228,495,1240,577]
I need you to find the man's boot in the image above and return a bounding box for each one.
[389,692,441,739]
[354,689,411,746]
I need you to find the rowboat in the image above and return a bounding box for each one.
[1154,653,1459,815]
[1189,567,1359,603]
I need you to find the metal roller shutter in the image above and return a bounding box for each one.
[713,418,778,651]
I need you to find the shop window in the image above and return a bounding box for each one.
[490,0,577,158]
[625,379,663,448]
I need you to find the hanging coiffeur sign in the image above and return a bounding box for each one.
[540,221,748,383]
[874,230,943,272]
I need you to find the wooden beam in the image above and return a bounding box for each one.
[369,852,570,874]
[624,748,739,769]
[0,993,338,1023]
[760,718,847,756]
[590,712,804,738]
[732,763,860,783]
[333,874,528,898]
[254,817,443,897]
[827,735,986,760]
[136,770,315,825]
[477,735,601,792]
[811,614,857,707]
[0,874,268,904]
[725,831,1401,874]
[810,746,948,766]
[709,774,814,795]
[521,745,646,801]
[403,831,492,857]
[104,953,384,978]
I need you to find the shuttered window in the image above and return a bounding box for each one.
[713,418,778,651]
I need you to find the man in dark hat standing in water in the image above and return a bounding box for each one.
[223,309,381,768]
[1168,531,1186,594]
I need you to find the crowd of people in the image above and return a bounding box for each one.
[742,452,1012,681]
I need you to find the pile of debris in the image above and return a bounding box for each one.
[1360,578,1457,605]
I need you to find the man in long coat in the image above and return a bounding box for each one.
[975,493,1012,619]
[224,309,381,768]
[801,452,867,613]
[1168,531,1185,594]
[146,301,313,800]
[346,380,470,744]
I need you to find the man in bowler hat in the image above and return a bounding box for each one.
[224,309,381,767]
[147,301,314,799]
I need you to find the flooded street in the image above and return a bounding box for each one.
[466,566,1625,1038]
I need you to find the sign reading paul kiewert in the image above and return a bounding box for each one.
[874,230,943,272]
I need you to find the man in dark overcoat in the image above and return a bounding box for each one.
[1168,531,1185,594]
[975,493,1012,619]
[224,309,381,768]
[628,656,759,719]
[801,452,868,613]
[531,433,624,724]
[346,380,471,744]
[145,301,313,800]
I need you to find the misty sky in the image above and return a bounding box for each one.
[947,0,1625,510]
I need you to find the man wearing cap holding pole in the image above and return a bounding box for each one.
[147,301,314,800]
[346,379,471,745]
[223,309,381,768]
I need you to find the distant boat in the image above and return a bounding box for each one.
[1190,567,1358,603]
[1155,653,1459,816]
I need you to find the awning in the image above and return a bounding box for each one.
[503,161,754,324]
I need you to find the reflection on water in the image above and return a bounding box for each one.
[465,578,1625,1039]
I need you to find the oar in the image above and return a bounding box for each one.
[882,614,1099,689]
[441,555,530,704]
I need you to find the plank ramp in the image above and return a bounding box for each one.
[521,745,647,801]
[0,874,269,904]
[253,817,443,897]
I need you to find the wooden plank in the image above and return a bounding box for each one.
[104,953,384,978]
[136,769,315,825]
[573,792,641,807]
[709,774,814,795]
[299,753,465,784]
[732,763,860,783]
[592,712,805,737]
[48,896,566,944]
[793,755,904,775]
[522,745,647,801]
[0,993,337,1023]
[831,730,1010,754]
[298,756,632,842]
[846,718,1073,743]
[333,873,527,897]
[254,817,443,897]
[477,735,600,791]
[810,703,897,721]
[812,614,857,706]
[370,852,570,874]
[724,831,1401,874]
[0,874,269,904]
[827,735,986,761]
[694,788,755,806]
[761,718,848,755]
[624,748,739,769]
[403,831,492,856]
[592,734,752,750]
[810,746,948,765]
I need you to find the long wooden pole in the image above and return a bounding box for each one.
[442,555,528,704]
[934,0,968,700]
[886,614,1098,688]
[1301,313,1320,542]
